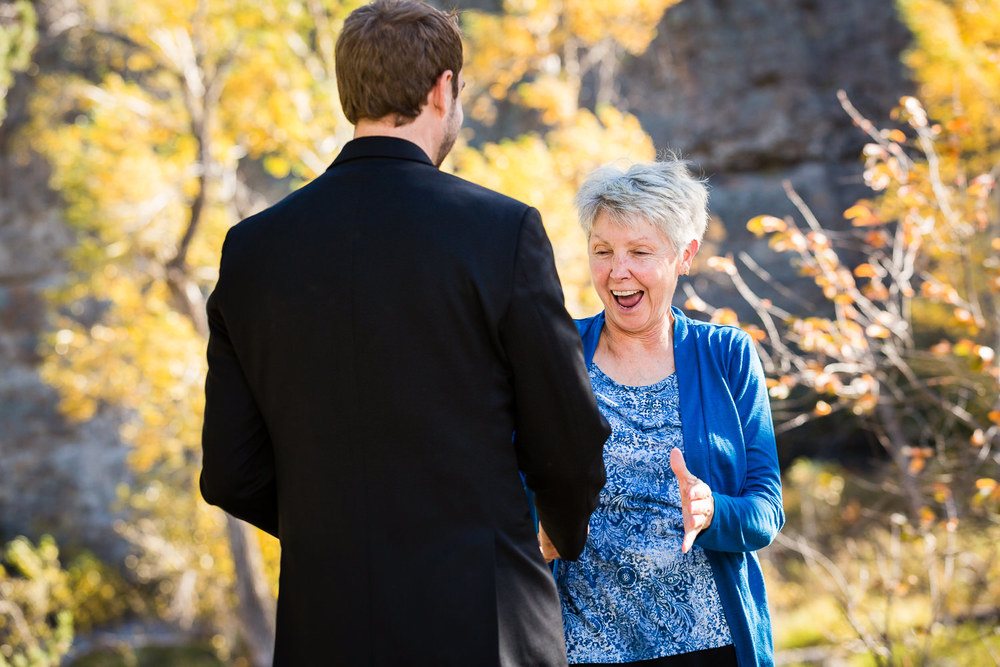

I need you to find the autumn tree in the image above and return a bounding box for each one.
[27,0,355,662]
[454,0,681,315]
[688,90,1000,662]
[0,535,139,667]
[681,9,1000,657]
[27,0,689,660]
[897,0,1000,175]
[0,0,36,125]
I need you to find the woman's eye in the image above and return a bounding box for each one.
[592,249,611,256]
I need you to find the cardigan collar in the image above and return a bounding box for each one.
[328,136,435,170]
[579,306,691,368]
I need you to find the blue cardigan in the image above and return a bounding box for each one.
[575,308,784,667]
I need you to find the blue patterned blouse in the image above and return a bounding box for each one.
[555,364,732,664]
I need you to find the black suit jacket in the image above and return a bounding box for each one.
[200,137,609,666]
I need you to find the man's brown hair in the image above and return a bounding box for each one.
[335,0,463,126]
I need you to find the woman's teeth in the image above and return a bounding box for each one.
[611,290,643,308]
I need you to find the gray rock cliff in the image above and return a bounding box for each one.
[622,0,910,303]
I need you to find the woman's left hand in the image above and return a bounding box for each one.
[670,448,715,553]
[537,522,561,562]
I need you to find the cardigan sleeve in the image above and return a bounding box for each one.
[695,332,784,553]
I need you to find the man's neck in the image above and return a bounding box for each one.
[353,117,437,165]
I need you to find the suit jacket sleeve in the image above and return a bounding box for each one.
[200,233,279,537]
[499,208,609,561]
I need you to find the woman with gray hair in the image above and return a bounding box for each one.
[538,157,784,666]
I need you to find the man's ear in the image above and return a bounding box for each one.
[430,70,455,117]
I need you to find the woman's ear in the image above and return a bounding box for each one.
[681,239,700,274]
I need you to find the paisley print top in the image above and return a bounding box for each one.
[555,364,732,663]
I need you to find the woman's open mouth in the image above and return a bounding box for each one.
[612,289,644,309]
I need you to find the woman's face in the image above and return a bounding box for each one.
[588,211,698,338]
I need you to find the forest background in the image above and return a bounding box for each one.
[0,0,998,665]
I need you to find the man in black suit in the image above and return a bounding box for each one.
[200,1,609,664]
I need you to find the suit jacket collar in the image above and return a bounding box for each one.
[329,136,435,170]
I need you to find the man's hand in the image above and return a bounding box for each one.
[537,523,561,562]
[670,448,715,553]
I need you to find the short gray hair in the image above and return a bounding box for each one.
[574,156,709,252]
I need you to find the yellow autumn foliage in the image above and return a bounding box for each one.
[24,0,358,637]
[25,0,679,649]
[462,0,680,123]
[452,106,655,316]
[898,0,1000,173]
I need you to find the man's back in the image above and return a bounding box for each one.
[201,137,609,665]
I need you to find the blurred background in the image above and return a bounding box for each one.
[0,0,997,664]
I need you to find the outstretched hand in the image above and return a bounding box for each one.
[670,448,715,553]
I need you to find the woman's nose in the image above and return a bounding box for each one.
[609,256,631,280]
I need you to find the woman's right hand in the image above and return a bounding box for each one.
[670,447,715,553]
[537,522,561,562]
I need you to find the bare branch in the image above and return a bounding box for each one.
[837,89,913,173]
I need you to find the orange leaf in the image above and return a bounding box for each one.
[851,215,884,228]
[746,215,787,237]
[929,340,951,356]
[886,128,907,143]
[707,256,737,275]
[971,429,986,447]
[866,324,890,338]
[814,400,832,416]
[852,394,878,415]
[945,117,971,135]
[865,230,890,249]
[711,308,740,326]
[743,325,766,342]
[854,263,879,278]
[975,478,997,493]
[843,204,871,220]
[863,283,890,301]
[844,204,882,227]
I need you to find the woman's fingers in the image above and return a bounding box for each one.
[671,447,715,553]
[687,481,712,500]
[681,528,698,554]
[669,447,695,484]
[537,523,560,562]
[688,497,714,517]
